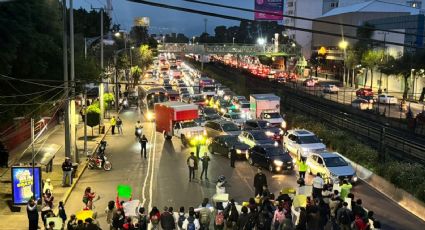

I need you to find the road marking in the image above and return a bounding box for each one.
[147,124,157,212]
[141,122,155,207]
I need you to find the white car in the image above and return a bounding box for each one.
[323,85,339,94]
[283,129,326,159]
[378,94,398,104]
[352,98,373,110]
[306,152,358,184]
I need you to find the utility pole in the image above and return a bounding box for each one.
[63,0,71,160]
[100,8,105,125]
[70,0,77,163]
[84,87,88,156]
[114,55,120,111]
[204,18,207,34]
[31,118,35,196]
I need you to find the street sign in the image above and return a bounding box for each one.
[11,166,42,205]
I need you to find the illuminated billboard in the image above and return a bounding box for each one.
[254,0,284,21]
[134,17,150,27]
[11,166,42,205]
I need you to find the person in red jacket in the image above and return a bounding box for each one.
[83,187,97,210]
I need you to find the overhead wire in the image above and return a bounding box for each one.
[0,74,67,88]
[0,87,62,98]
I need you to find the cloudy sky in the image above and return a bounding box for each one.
[77,0,256,36]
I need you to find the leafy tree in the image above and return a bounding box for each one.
[103,93,115,109]
[214,26,228,43]
[132,45,153,86]
[130,26,149,47]
[86,103,100,136]
[345,49,359,87]
[130,66,142,86]
[361,49,384,88]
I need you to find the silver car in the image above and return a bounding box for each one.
[204,120,241,138]
[306,152,358,184]
[284,129,326,159]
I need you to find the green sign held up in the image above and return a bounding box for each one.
[117,184,132,199]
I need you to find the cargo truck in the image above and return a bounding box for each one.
[250,94,286,129]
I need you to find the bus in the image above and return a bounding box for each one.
[139,85,168,121]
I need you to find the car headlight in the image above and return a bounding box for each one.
[147,112,154,121]
[292,159,296,164]
[273,160,283,166]
[265,131,274,136]
[274,141,279,147]
[352,175,358,182]
[281,121,287,129]
[236,149,242,154]
[220,108,226,114]
[241,113,246,118]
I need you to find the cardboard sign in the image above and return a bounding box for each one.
[123,200,140,217]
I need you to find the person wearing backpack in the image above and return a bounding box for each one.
[272,205,286,230]
[183,207,200,230]
[244,207,258,230]
[150,206,161,230]
[235,206,249,230]
[337,202,353,230]
[137,207,149,230]
[214,207,225,230]
[199,202,211,230]
[225,199,239,229]
[161,206,176,230]
[177,207,187,230]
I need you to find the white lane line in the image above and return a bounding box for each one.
[147,124,157,211]
[141,123,155,207]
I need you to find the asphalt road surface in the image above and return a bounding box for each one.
[64,108,424,229]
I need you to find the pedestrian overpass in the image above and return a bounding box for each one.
[158,43,295,56]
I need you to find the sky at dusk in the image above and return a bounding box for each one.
[76,0,256,36]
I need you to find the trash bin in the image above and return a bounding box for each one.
[99,125,105,134]
[72,163,79,178]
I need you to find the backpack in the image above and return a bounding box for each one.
[215,212,224,226]
[274,210,285,224]
[257,210,268,229]
[339,210,351,225]
[200,208,210,225]
[151,215,159,225]
[245,214,257,230]
[187,216,195,230]
[178,214,186,229]
[138,215,148,230]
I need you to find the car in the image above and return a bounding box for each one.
[248,144,294,173]
[283,129,326,159]
[207,135,250,159]
[377,94,398,104]
[356,88,374,97]
[238,130,276,148]
[195,113,223,126]
[204,120,241,137]
[232,96,247,104]
[243,120,284,141]
[323,84,339,94]
[303,79,316,87]
[351,98,373,110]
[306,152,358,184]
[222,112,245,127]
[200,107,219,117]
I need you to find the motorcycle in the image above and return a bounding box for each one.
[88,154,112,171]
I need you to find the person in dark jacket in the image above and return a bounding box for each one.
[225,199,239,229]
[27,198,39,230]
[229,146,237,168]
[236,206,250,230]
[160,206,176,230]
[296,207,307,230]
[0,141,9,167]
[140,135,148,159]
[253,168,267,197]
[62,157,73,186]
[306,205,321,230]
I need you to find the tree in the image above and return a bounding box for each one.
[86,103,101,136]
[130,26,149,47]
[214,26,228,43]
[132,45,153,86]
[361,50,383,88]
[345,49,359,87]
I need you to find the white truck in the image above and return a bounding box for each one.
[250,94,286,129]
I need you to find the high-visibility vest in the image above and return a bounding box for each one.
[297,161,308,172]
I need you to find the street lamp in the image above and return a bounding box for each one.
[257,37,265,45]
[192,36,196,44]
[232,37,235,46]
[339,40,349,87]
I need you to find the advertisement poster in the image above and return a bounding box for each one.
[254,0,284,21]
[11,167,42,205]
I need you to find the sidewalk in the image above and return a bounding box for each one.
[0,117,111,230]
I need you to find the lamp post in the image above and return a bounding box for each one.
[257,37,266,53]
[192,36,196,44]
[232,37,235,46]
[339,40,348,87]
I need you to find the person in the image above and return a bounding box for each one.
[67,214,78,230]
[112,208,125,229]
[214,204,225,230]
[187,152,196,182]
[224,199,239,229]
[117,117,123,134]
[150,206,161,230]
[296,207,307,230]
[199,202,211,230]
[312,174,324,199]
[229,145,237,168]
[123,217,135,230]
[340,179,353,200]
[0,141,9,167]
[353,214,367,230]
[352,199,367,222]
[62,157,73,186]
[83,187,96,210]
[27,198,39,230]
[253,168,267,197]
[138,207,149,230]
[297,157,308,179]
[177,207,186,230]
[182,207,200,230]
[47,221,55,230]
[135,121,143,138]
[43,189,54,209]
[236,206,250,230]
[337,202,353,230]
[58,201,67,223]
[272,205,285,230]
[110,116,117,135]
[200,152,210,180]
[105,200,116,229]
[84,218,101,230]
[43,178,54,194]
[161,206,176,230]
[139,134,148,159]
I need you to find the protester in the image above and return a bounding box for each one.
[58,201,67,223]
[83,187,97,210]
[43,189,54,209]
[105,200,116,229]
[214,205,225,230]
[27,198,39,230]
[137,207,149,230]
[150,206,161,230]
[112,208,125,229]
[117,116,123,134]
[67,214,78,230]
[177,207,187,230]
[182,207,200,230]
[254,168,268,197]
[312,174,324,199]
[235,206,249,230]
[161,206,176,230]
[187,152,196,182]
[225,199,239,229]
[200,152,210,180]
[85,217,101,230]
[272,205,285,230]
[123,216,135,230]
[43,178,54,194]
[352,199,368,222]
[62,157,73,186]
[140,134,148,159]
[199,202,211,230]
[337,202,353,230]
[111,116,117,134]
[229,145,237,168]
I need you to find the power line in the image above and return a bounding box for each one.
[0,87,62,98]
[182,0,425,38]
[0,74,67,88]
[126,0,418,48]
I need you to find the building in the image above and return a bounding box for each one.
[283,0,339,58]
[339,0,425,9]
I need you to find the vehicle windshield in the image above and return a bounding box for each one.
[263,112,281,119]
[231,114,242,119]
[298,135,321,144]
[240,103,250,108]
[224,136,238,146]
[203,107,217,115]
[222,123,240,132]
[257,121,270,129]
[324,157,348,167]
[181,121,198,128]
[206,114,221,120]
[251,131,268,140]
[265,147,284,156]
[192,96,204,102]
[202,86,215,92]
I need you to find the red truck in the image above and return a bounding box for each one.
[155,102,205,145]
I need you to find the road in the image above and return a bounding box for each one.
[64,106,424,230]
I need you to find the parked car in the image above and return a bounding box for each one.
[204,120,241,137]
[306,152,358,184]
[283,129,326,159]
[207,135,250,159]
[238,130,276,148]
[303,79,316,87]
[351,98,373,110]
[243,119,284,141]
[356,88,374,97]
[378,94,398,104]
[248,144,294,173]
[323,84,339,94]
